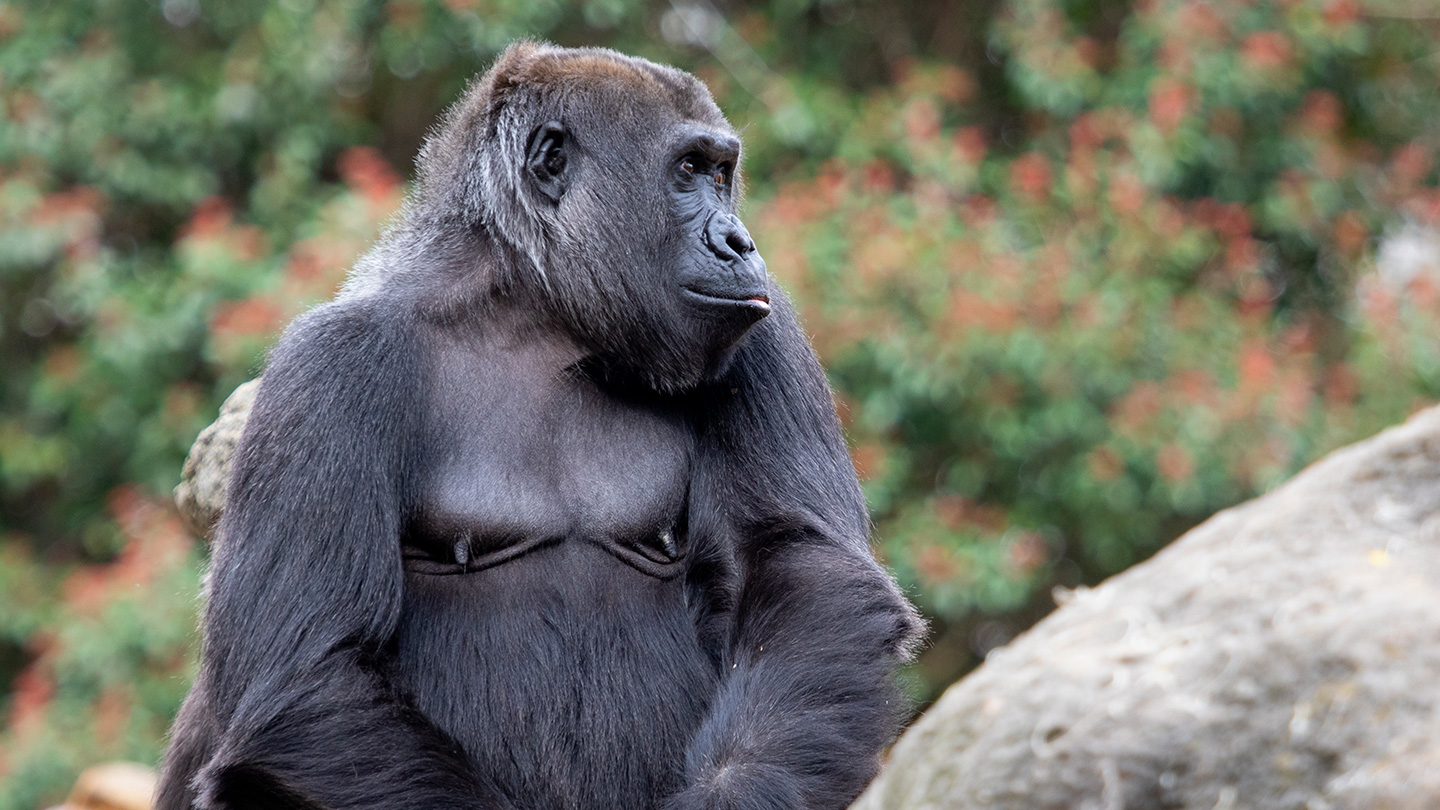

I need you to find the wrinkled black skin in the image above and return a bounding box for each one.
[157,43,922,810]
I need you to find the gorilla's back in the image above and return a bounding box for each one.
[391,541,716,809]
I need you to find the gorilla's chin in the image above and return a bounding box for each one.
[580,314,763,396]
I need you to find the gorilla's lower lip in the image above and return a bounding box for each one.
[682,288,772,312]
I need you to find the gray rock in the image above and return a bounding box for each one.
[174,379,260,538]
[856,406,1440,810]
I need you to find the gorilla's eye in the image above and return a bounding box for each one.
[713,169,727,186]
[680,157,697,176]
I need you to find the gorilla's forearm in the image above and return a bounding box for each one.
[670,538,919,810]
[188,651,512,810]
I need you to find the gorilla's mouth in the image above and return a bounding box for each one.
[682,287,772,313]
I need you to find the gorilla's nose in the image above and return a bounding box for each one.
[705,213,756,262]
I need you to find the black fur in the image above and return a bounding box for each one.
[158,43,923,810]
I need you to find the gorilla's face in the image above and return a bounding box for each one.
[493,52,772,393]
[661,127,771,321]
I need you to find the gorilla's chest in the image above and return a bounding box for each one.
[394,334,714,808]
[410,335,694,574]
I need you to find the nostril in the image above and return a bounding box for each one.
[725,229,754,256]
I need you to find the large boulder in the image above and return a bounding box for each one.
[855,407,1440,810]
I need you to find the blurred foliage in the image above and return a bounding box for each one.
[1,0,1439,806]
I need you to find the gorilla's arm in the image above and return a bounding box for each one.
[674,292,924,810]
[181,302,508,810]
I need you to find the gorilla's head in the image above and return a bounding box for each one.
[415,42,770,393]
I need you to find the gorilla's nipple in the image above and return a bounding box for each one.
[658,529,678,560]
[453,538,471,567]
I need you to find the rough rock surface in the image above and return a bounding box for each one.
[173,378,259,537]
[854,407,1440,810]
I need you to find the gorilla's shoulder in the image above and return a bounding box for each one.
[263,297,423,402]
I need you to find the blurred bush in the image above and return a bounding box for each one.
[1,0,1438,806]
[751,0,1440,686]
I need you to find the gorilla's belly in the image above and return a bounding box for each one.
[390,541,715,810]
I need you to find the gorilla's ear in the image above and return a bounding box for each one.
[525,121,570,204]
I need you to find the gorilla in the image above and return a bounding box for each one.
[158,42,923,810]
